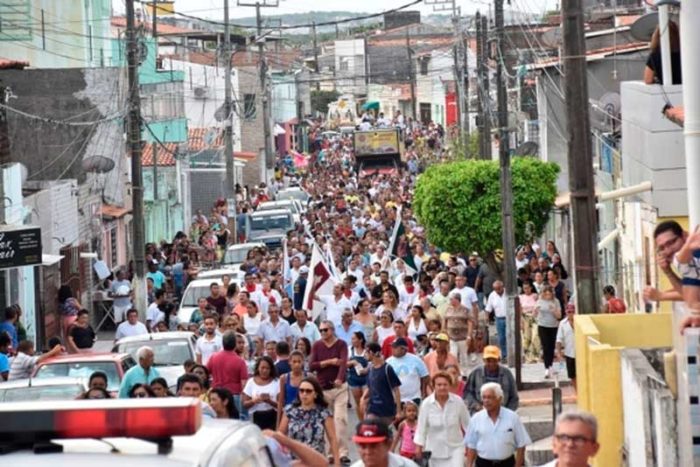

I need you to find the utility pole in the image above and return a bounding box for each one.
[462,33,470,136]
[0,84,10,166]
[151,2,158,200]
[312,21,320,90]
[495,0,519,379]
[562,0,600,314]
[224,0,237,243]
[480,14,491,159]
[406,28,416,121]
[453,43,462,132]
[126,0,147,318]
[476,11,485,157]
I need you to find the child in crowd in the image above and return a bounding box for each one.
[391,401,419,461]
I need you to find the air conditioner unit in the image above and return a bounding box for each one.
[193,86,210,99]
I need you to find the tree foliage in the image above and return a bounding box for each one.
[311,89,340,115]
[413,157,560,256]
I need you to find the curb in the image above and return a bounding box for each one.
[520,395,577,407]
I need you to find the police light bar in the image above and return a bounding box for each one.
[0,398,201,445]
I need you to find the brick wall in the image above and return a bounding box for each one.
[237,65,267,189]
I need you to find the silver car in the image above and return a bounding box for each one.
[0,377,86,402]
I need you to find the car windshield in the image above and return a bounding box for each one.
[277,190,308,203]
[0,384,84,402]
[181,285,212,307]
[249,214,292,232]
[35,362,122,392]
[259,202,298,214]
[116,339,193,366]
[223,248,250,265]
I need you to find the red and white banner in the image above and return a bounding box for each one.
[303,243,335,321]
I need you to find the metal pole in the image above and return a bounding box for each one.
[312,21,320,91]
[126,0,147,319]
[658,4,672,86]
[495,0,518,373]
[476,11,485,157]
[152,141,158,199]
[562,0,600,314]
[481,15,492,160]
[406,28,417,121]
[257,3,274,179]
[224,0,237,244]
[681,0,700,226]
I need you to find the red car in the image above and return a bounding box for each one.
[32,352,136,394]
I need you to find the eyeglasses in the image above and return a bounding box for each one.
[298,388,315,394]
[319,328,331,333]
[554,434,595,445]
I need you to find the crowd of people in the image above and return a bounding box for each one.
[0,116,608,467]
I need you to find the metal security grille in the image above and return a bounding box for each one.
[0,1,32,41]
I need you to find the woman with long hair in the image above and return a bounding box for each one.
[354,298,375,342]
[277,351,306,426]
[242,356,279,430]
[519,280,541,363]
[347,331,369,420]
[371,311,395,346]
[278,377,340,467]
[535,285,562,379]
[58,285,82,340]
[644,22,682,85]
[150,377,174,397]
[375,291,401,321]
[209,387,239,419]
[407,305,428,341]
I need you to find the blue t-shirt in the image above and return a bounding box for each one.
[367,362,401,418]
[0,352,9,375]
[0,322,18,349]
[147,271,166,291]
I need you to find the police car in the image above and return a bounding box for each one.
[0,398,275,466]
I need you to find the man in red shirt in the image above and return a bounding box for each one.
[207,331,248,415]
[381,320,415,358]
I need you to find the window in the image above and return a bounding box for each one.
[109,226,117,268]
[243,94,257,120]
[419,57,429,76]
[339,58,349,71]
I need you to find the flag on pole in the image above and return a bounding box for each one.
[388,205,418,276]
[325,241,341,282]
[302,243,335,321]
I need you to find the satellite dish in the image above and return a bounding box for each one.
[541,27,562,48]
[514,141,539,156]
[630,13,658,42]
[82,155,116,173]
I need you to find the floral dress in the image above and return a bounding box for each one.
[285,404,331,453]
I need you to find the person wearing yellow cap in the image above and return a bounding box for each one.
[422,333,459,381]
[463,345,519,415]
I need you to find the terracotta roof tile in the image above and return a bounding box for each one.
[142,128,257,166]
[111,17,202,36]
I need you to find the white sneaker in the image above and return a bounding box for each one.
[544,368,551,379]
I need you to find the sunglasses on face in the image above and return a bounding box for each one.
[319,328,331,333]
[298,387,315,394]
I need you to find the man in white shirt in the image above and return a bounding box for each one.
[556,303,577,390]
[485,280,507,360]
[465,382,531,467]
[290,309,321,344]
[146,289,165,331]
[450,275,479,321]
[196,313,223,365]
[386,340,429,404]
[397,276,419,312]
[315,283,353,327]
[257,304,293,346]
[539,411,600,467]
[115,309,149,341]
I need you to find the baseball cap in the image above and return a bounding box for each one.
[483,345,501,360]
[299,266,309,274]
[353,420,391,444]
[434,333,450,342]
[392,337,409,348]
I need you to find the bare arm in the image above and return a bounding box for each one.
[515,446,526,467]
[466,448,477,466]
[263,430,329,467]
[37,345,63,364]
[390,421,403,452]
[644,66,656,84]
[278,412,289,435]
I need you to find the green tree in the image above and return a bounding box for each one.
[413,157,559,256]
[310,89,340,115]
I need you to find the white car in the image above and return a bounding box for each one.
[276,187,310,209]
[221,242,266,268]
[0,377,86,402]
[112,332,197,391]
[256,200,303,224]
[195,268,244,283]
[246,209,295,250]
[177,278,223,323]
[0,399,278,466]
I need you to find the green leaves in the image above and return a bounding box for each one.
[414,157,559,256]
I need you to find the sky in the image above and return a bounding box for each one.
[115,0,558,20]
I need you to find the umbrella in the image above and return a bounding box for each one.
[362,101,380,111]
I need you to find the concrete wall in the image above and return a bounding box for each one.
[335,39,366,95]
[0,0,112,68]
[271,73,298,123]
[162,58,242,151]
[620,81,686,218]
[620,348,677,467]
[23,180,80,255]
[416,51,452,127]
[238,65,271,187]
[0,67,126,204]
[576,313,673,466]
